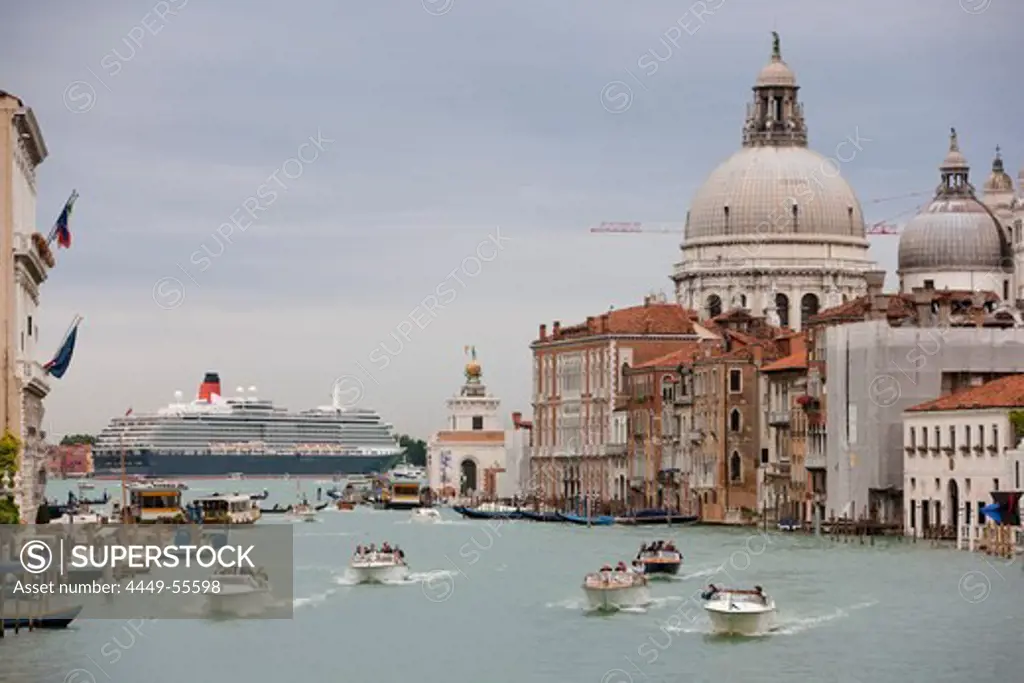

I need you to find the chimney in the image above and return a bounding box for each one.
[752,345,764,366]
[937,297,952,327]
[198,372,221,402]
[911,288,933,326]
[539,324,547,340]
[512,411,522,428]
[864,270,886,298]
[601,313,610,333]
[552,321,561,336]
[586,316,595,332]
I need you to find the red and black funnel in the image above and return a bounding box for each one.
[198,372,221,402]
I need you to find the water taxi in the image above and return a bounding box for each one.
[206,566,273,617]
[349,545,408,584]
[288,501,318,522]
[701,585,776,635]
[582,565,650,612]
[636,541,682,576]
[194,494,261,524]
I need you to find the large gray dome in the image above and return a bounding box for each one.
[897,129,1010,274]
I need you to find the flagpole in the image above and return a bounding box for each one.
[47,190,78,244]
[54,315,82,350]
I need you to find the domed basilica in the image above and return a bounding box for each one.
[673,34,1024,330]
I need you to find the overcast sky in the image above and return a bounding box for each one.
[1,0,1020,441]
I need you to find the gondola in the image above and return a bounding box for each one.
[519,510,562,522]
[260,504,292,514]
[248,489,270,501]
[2,605,82,631]
[452,506,522,520]
[556,512,615,526]
[616,509,699,526]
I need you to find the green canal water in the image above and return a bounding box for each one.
[1,479,1021,682]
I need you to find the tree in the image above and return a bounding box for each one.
[398,435,427,466]
[60,434,96,446]
[0,430,22,524]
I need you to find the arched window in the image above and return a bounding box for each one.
[730,452,742,483]
[775,293,790,328]
[730,409,741,432]
[707,294,722,318]
[801,293,819,327]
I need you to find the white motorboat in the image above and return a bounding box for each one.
[411,507,441,523]
[228,472,244,481]
[289,502,318,522]
[348,550,409,584]
[206,566,273,617]
[50,511,106,525]
[702,586,776,635]
[581,569,651,612]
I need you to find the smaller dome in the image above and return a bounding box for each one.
[941,127,968,170]
[756,60,796,88]
[983,146,1014,194]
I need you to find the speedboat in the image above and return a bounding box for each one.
[411,507,441,523]
[581,569,650,612]
[702,586,775,635]
[637,544,682,577]
[348,550,409,584]
[206,566,273,617]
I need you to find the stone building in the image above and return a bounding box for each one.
[673,34,874,329]
[1,89,52,523]
[529,296,704,508]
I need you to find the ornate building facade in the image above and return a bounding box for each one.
[1,90,52,523]
[673,34,876,330]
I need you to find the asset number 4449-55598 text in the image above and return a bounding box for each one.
[124,580,221,594]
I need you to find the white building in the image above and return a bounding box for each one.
[673,33,875,330]
[902,374,1024,537]
[427,354,517,500]
[1,90,52,523]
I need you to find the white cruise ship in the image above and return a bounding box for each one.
[91,373,403,478]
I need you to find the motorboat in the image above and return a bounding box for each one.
[348,549,409,584]
[49,511,106,525]
[149,479,189,491]
[777,519,800,532]
[205,566,273,617]
[581,568,650,612]
[336,500,355,510]
[411,507,441,523]
[289,502,318,522]
[388,463,427,481]
[702,586,776,635]
[637,544,682,577]
[228,472,244,481]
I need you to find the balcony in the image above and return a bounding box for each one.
[764,461,791,477]
[768,410,791,427]
[603,443,626,456]
[674,394,693,406]
[17,360,51,398]
[14,232,53,284]
[686,430,704,443]
[805,454,826,470]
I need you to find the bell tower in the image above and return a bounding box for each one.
[743,32,807,148]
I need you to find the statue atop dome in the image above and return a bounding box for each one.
[464,345,482,382]
[772,31,780,60]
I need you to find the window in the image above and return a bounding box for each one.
[800,293,819,327]
[993,425,999,452]
[707,294,722,318]
[909,428,916,449]
[934,427,940,449]
[729,369,742,393]
[965,425,971,450]
[922,427,928,449]
[1016,462,1020,489]
[979,425,985,449]
[761,448,769,465]
[472,416,483,430]
[1005,281,1010,300]
[730,409,741,432]
[993,478,1000,492]
[27,316,32,335]
[924,280,934,290]
[775,293,790,328]
[730,452,742,483]
[949,426,956,450]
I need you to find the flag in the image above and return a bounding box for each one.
[125,408,133,417]
[49,190,79,249]
[988,492,1021,526]
[43,318,81,378]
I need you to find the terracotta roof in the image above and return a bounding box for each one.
[541,301,697,341]
[760,338,808,372]
[906,374,1024,412]
[810,290,1002,327]
[634,344,703,369]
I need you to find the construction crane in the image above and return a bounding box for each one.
[590,190,933,237]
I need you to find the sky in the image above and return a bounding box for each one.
[1,0,1021,441]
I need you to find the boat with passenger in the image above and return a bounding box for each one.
[205,565,272,617]
[289,500,318,522]
[124,485,184,523]
[701,585,776,635]
[348,543,409,584]
[581,562,651,611]
[636,540,682,576]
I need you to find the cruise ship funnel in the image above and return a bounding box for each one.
[199,372,222,402]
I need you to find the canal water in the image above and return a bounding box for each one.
[2,478,1021,682]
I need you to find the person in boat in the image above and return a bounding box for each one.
[700,584,719,600]
[630,560,644,574]
[396,547,405,562]
[600,564,612,572]
[615,561,628,573]
[382,542,392,554]
[754,585,767,604]
[355,545,364,556]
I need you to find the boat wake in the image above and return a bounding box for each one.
[293,588,339,609]
[771,600,877,635]
[546,597,588,610]
[678,566,721,580]
[332,568,459,587]
[294,531,356,538]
